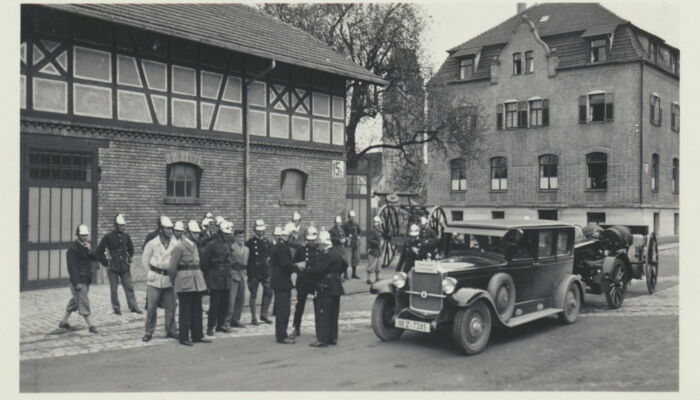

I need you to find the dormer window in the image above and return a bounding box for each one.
[525,51,534,73]
[459,57,474,80]
[590,38,607,63]
[513,53,522,75]
[648,39,658,63]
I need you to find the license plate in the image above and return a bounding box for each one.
[395,318,431,333]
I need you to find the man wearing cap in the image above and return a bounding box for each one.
[291,226,320,337]
[289,211,304,248]
[201,221,234,336]
[141,216,178,341]
[308,230,346,347]
[246,220,273,325]
[329,216,347,250]
[366,216,383,284]
[173,221,185,242]
[168,220,211,346]
[396,224,423,273]
[270,222,303,344]
[272,226,283,245]
[343,210,362,280]
[225,229,248,329]
[59,224,99,334]
[97,214,142,315]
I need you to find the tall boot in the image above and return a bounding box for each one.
[351,265,360,279]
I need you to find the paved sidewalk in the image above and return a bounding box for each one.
[20,262,389,361]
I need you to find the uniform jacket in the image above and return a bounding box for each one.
[293,243,320,293]
[200,235,234,290]
[230,241,249,282]
[167,237,207,293]
[96,230,134,272]
[396,237,422,273]
[309,246,346,297]
[270,240,298,290]
[67,240,98,286]
[343,221,362,248]
[246,235,272,279]
[419,226,440,255]
[197,230,215,249]
[142,235,177,288]
[329,225,347,248]
[366,228,382,257]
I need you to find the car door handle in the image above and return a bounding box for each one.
[532,262,541,267]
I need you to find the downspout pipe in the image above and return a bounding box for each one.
[639,61,644,208]
[244,59,276,239]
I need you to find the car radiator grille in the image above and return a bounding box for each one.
[409,271,443,313]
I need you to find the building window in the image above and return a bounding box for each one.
[346,174,367,195]
[505,102,518,128]
[490,157,508,191]
[450,158,467,191]
[674,213,679,235]
[529,99,549,127]
[525,51,534,73]
[496,104,503,130]
[28,151,93,182]
[590,39,607,63]
[166,163,200,198]
[538,210,558,220]
[579,92,614,123]
[513,53,522,75]
[672,158,679,193]
[670,52,679,75]
[651,153,659,192]
[671,102,679,132]
[281,169,307,201]
[650,94,662,126]
[518,101,528,127]
[539,154,558,190]
[648,39,658,63]
[586,152,607,190]
[459,57,474,80]
[587,212,606,225]
[491,211,505,219]
[451,211,464,221]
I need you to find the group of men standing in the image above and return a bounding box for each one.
[60,209,378,348]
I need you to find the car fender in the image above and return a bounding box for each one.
[370,279,394,295]
[451,288,503,324]
[552,274,585,309]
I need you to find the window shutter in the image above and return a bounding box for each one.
[650,94,655,123]
[518,101,527,127]
[496,104,503,130]
[578,95,587,124]
[543,99,550,126]
[659,103,663,124]
[605,93,614,122]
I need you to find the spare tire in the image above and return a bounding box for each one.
[599,225,633,251]
[487,273,516,322]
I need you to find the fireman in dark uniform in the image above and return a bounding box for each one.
[343,210,362,279]
[329,216,347,250]
[270,222,303,344]
[396,224,423,273]
[96,214,142,315]
[200,221,234,336]
[197,217,215,249]
[291,226,320,337]
[308,230,346,347]
[246,219,273,325]
[418,216,440,256]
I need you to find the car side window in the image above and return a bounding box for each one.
[538,230,556,258]
[510,230,537,260]
[557,229,572,256]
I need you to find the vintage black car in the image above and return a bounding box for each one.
[370,219,584,355]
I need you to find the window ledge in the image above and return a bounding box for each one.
[489,190,507,193]
[279,199,308,207]
[450,190,467,194]
[582,121,613,125]
[585,189,607,192]
[538,189,559,192]
[163,197,202,205]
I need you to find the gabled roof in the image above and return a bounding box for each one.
[448,3,628,54]
[44,3,386,85]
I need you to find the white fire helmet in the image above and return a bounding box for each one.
[373,216,382,225]
[76,224,90,236]
[220,221,234,234]
[318,230,332,247]
[173,221,185,232]
[292,211,301,222]
[201,217,212,227]
[160,216,174,228]
[187,220,201,234]
[204,212,214,219]
[348,210,356,218]
[408,224,420,237]
[420,216,429,226]
[254,219,267,231]
[335,215,343,224]
[215,216,225,226]
[114,214,127,226]
[282,222,297,236]
[273,226,284,236]
[305,226,319,240]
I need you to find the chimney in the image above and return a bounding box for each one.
[517,2,526,14]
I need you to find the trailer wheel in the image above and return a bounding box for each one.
[602,258,628,309]
[645,234,659,294]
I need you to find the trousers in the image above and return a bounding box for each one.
[273,289,291,341]
[292,288,312,329]
[145,285,176,336]
[66,284,90,316]
[177,292,204,342]
[107,269,138,312]
[208,289,230,329]
[314,296,341,344]
[366,254,381,273]
[225,278,246,325]
[344,247,360,276]
[248,275,273,321]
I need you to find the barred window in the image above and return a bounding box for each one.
[539,154,558,190]
[586,152,607,190]
[167,163,200,198]
[490,157,508,191]
[450,158,467,191]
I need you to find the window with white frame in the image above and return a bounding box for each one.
[590,38,608,63]
[525,51,534,73]
[505,101,518,128]
[586,152,607,190]
[650,94,662,126]
[579,92,614,123]
[459,57,474,80]
[490,157,508,191]
[539,154,558,190]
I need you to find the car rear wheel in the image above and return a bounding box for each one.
[452,301,492,355]
[487,273,516,322]
[371,294,403,341]
[558,282,581,324]
[602,258,628,309]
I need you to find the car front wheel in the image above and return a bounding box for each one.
[452,301,492,355]
[371,294,404,341]
[558,282,581,324]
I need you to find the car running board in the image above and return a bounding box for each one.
[503,308,562,328]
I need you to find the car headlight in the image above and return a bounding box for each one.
[392,272,408,289]
[441,277,457,295]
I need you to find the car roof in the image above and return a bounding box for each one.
[444,219,575,236]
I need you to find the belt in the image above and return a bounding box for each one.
[177,266,200,271]
[150,266,169,275]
